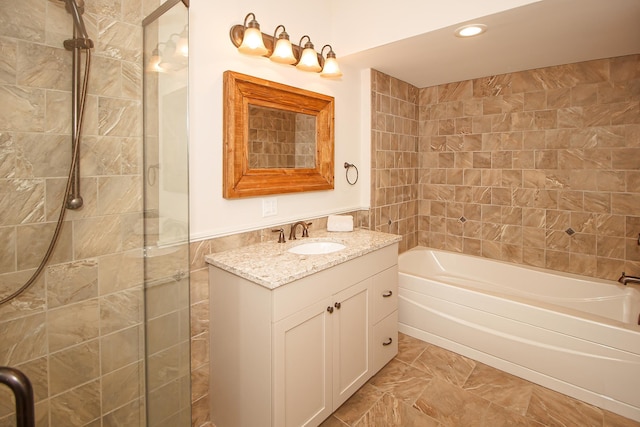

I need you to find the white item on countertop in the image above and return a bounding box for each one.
[327,214,353,232]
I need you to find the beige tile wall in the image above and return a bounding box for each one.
[372,55,640,278]
[370,55,640,279]
[0,0,156,425]
[418,54,640,279]
[370,71,419,253]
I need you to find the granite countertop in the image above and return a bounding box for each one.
[205,229,401,289]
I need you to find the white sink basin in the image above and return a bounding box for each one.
[288,241,346,255]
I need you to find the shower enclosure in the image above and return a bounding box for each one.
[0,0,190,425]
[143,1,191,426]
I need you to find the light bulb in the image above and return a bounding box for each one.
[454,24,487,38]
[238,26,267,56]
[296,38,321,72]
[320,56,342,78]
[270,37,295,64]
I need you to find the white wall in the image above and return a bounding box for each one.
[189,1,368,240]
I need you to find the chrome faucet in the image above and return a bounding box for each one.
[617,272,640,286]
[289,221,311,240]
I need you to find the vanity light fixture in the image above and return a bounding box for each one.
[270,25,296,64]
[237,13,268,56]
[319,44,342,78]
[229,12,342,78]
[454,24,487,38]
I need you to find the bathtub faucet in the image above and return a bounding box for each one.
[617,272,640,286]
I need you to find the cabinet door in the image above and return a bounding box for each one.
[332,278,372,408]
[273,297,333,427]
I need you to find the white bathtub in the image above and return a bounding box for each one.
[397,247,640,421]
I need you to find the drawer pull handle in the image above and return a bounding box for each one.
[382,338,393,346]
[334,302,341,309]
[327,306,334,313]
[382,291,393,298]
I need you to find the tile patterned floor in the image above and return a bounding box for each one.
[320,333,640,427]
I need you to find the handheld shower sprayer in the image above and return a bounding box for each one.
[62,0,94,49]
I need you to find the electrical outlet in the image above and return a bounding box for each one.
[262,198,277,217]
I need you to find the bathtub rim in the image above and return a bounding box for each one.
[399,246,640,333]
[399,245,631,288]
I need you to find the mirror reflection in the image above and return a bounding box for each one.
[248,105,316,169]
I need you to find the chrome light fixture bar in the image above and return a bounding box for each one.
[229,12,343,78]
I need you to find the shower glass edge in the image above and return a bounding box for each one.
[142,1,191,426]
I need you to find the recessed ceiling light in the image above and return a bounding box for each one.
[454,24,487,38]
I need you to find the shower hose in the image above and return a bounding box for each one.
[0,50,91,305]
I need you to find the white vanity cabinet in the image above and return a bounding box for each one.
[210,243,398,427]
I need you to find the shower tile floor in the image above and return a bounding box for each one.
[319,333,640,427]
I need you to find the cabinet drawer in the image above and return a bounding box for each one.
[373,265,398,323]
[372,311,398,372]
[273,244,397,322]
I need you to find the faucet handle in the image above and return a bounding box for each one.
[302,222,312,237]
[272,228,286,243]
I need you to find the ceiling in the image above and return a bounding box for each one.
[340,0,640,88]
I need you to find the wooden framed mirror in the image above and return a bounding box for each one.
[223,71,335,198]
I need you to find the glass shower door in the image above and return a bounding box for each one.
[142,1,190,426]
